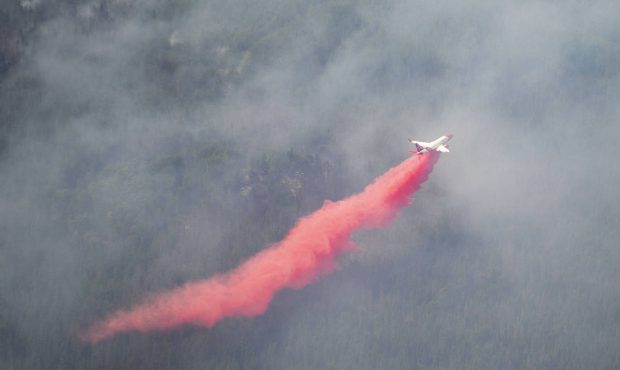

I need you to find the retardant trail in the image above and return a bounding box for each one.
[81,152,440,343]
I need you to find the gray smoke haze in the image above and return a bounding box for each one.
[1,0,619,369]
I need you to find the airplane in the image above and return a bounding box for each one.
[408,134,453,155]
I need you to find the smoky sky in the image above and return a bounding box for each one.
[1,0,619,369]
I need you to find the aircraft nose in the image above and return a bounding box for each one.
[445,133,453,139]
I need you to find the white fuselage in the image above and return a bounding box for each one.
[409,134,453,154]
[427,135,451,149]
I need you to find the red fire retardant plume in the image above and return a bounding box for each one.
[81,152,440,343]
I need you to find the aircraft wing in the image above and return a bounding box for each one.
[408,139,430,146]
[437,145,450,153]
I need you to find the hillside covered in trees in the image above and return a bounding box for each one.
[1,1,619,369]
